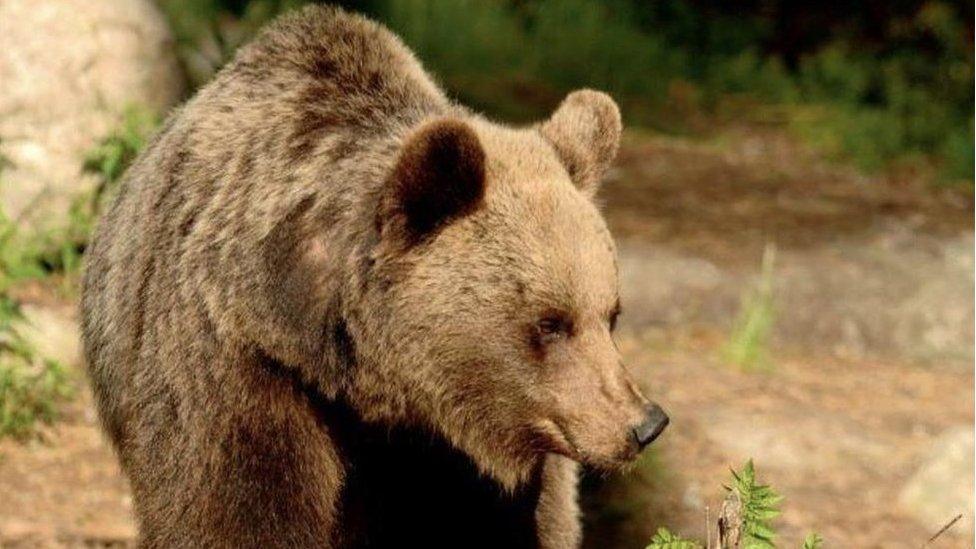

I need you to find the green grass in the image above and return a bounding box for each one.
[723,244,777,372]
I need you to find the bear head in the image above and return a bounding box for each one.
[350,90,667,490]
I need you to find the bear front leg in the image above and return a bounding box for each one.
[536,455,582,549]
[131,358,347,548]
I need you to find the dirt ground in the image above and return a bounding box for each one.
[1,129,973,548]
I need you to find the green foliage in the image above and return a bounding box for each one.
[10,197,95,290]
[940,122,975,184]
[376,0,972,180]
[0,101,158,439]
[381,0,533,119]
[728,459,784,548]
[85,103,157,200]
[74,104,160,281]
[802,532,824,549]
[0,98,157,442]
[0,210,73,440]
[84,105,159,192]
[156,0,973,182]
[645,460,820,548]
[0,321,73,440]
[0,212,45,283]
[723,244,777,372]
[790,23,975,181]
[377,0,691,127]
[0,111,148,437]
[0,105,156,292]
[645,527,702,549]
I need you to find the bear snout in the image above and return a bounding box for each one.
[630,403,669,451]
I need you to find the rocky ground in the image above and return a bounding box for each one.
[0,129,973,547]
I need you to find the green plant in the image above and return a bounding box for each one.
[0,212,45,283]
[155,0,973,183]
[722,244,777,372]
[783,1,974,181]
[84,104,159,194]
[0,229,73,439]
[0,104,158,293]
[0,322,72,439]
[726,459,783,548]
[0,167,75,439]
[645,460,821,549]
[0,101,158,439]
[57,103,161,291]
[801,532,824,549]
[646,527,702,549]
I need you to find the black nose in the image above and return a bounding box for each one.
[632,404,669,450]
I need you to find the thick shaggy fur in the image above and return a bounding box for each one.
[82,6,652,548]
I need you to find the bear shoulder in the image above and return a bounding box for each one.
[219,4,450,129]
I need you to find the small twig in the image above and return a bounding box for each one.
[922,514,963,547]
[705,504,712,549]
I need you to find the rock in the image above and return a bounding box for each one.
[892,234,975,364]
[0,0,184,233]
[899,427,975,537]
[617,229,974,367]
[618,244,729,329]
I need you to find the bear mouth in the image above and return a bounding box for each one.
[539,418,581,460]
[534,418,639,471]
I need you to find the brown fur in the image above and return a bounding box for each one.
[81,6,655,548]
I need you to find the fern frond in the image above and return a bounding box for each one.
[729,459,783,548]
[645,527,703,549]
[802,532,824,549]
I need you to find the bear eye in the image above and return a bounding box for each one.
[535,315,572,345]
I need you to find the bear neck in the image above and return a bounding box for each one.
[322,396,546,549]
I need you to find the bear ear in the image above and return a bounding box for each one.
[379,118,486,245]
[538,89,622,198]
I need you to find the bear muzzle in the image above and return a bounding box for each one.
[630,403,669,451]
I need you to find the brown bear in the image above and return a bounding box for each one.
[80,5,668,548]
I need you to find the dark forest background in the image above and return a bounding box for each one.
[160,0,974,185]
